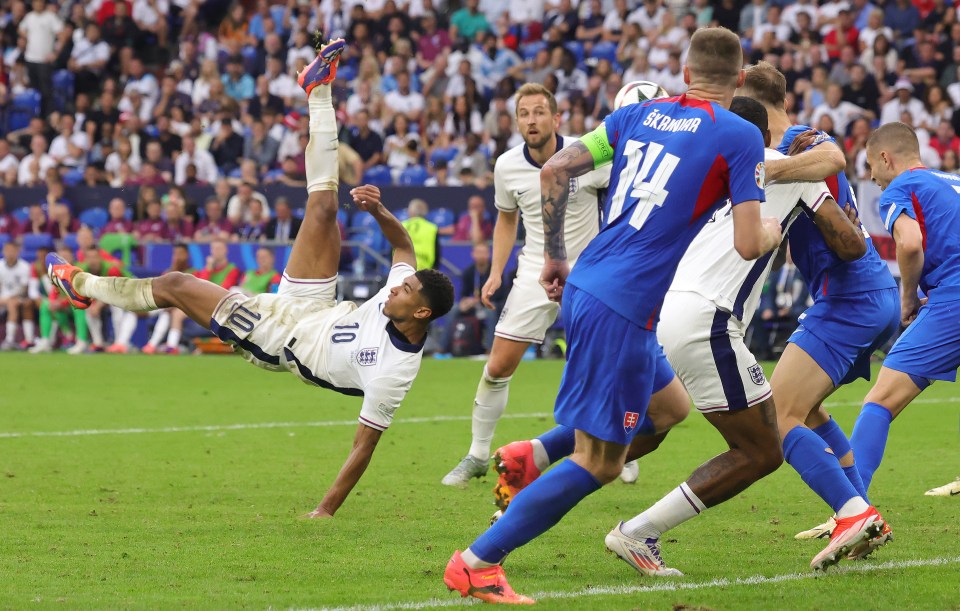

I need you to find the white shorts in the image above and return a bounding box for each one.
[209,271,342,371]
[657,291,772,414]
[494,262,558,345]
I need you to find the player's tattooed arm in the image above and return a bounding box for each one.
[766,134,845,182]
[812,199,867,261]
[541,141,596,260]
[305,423,384,518]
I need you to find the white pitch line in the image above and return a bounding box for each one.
[1,395,956,441]
[0,412,553,439]
[311,555,960,611]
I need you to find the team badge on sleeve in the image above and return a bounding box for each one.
[623,411,640,433]
[747,363,766,386]
[755,162,765,189]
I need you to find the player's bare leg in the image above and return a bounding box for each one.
[442,336,528,487]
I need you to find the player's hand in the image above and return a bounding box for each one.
[480,274,502,309]
[761,216,783,250]
[301,506,334,519]
[540,257,570,304]
[900,293,926,326]
[350,185,382,212]
[787,129,819,156]
[842,204,860,227]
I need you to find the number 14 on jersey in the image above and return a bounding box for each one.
[608,140,680,230]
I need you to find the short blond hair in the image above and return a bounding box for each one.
[686,27,743,87]
[515,83,558,115]
[741,61,787,109]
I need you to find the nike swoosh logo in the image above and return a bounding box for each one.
[517,190,527,197]
[951,490,960,496]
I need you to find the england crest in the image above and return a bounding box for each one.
[357,348,378,366]
[747,363,766,386]
[623,411,640,433]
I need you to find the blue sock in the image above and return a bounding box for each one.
[469,459,601,564]
[812,417,869,502]
[850,402,894,492]
[783,426,860,513]
[537,426,575,465]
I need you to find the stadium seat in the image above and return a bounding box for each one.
[520,41,547,61]
[398,165,429,186]
[62,169,84,186]
[362,165,393,186]
[427,207,455,229]
[241,45,258,73]
[52,70,75,113]
[62,232,79,251]
[393,208,409,222]
[21,233,54,261]
[337,64,357,83]
[592,41,618,64]
[12,207,30,224]
[292,207,305,219]
[78,207,109,232]
[564,41,585,65]
[337,208,348,227]
[7,89,40,133]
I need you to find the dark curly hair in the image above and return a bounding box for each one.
[415,269,455,321]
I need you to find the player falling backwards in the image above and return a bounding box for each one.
[47,40,454,518]
[488,97,871,575]
[738,62,899,564]
[850,123,960,502]
[441,83,644,488]
[444,28,781,604]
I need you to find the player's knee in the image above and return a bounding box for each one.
[482,363,513,387]
[756,442,784,477]
[306,191,338,223]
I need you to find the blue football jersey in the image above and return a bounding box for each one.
[569,95,766,328]
[880,167,960,300]
[777,126,895,299]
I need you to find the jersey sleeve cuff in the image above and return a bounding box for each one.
[808,190,831,213]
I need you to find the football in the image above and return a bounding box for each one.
[614,80,670,109]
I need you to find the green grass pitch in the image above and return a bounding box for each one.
[1,354,958,609]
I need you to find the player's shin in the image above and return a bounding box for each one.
[467,460,601,566]
[72,273,158,313]
[305,83,338,194]
[783,426,867,517]
[812,416,869,502]
[849,402,894,492]
[468,365,512,460]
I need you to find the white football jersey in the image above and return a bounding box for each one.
[0,258,30,299]
[669,149,832,326]
[282,263,423,432]
[494,136,610,268]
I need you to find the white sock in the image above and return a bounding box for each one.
[461,548,497,569]
[117,310,138,346]
[22,320,35,343]
[306,83,339,193]
[166,328,182,349]
[149,310,171,346]
[531,439,550,472]
[468,365,512,461]
[87,311,104,347]
[622,482,706,540]
[5,321,15,341]
[836,496,870,519]
[73,272,157,312]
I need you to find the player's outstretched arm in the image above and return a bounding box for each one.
[766,130,846,182]
[811,198,867,261]
[350,185,417,269]
[305,423,384,518]
[731,201,783,260]
[893,214,925,326]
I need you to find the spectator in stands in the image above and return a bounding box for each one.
[210,121,245,176]
[45,201,79,241]
[193,198,233,243]
[884,0,920,38]
[349,109,384,171]
[424,159,460,187]
[174,136,219,186]
[135,199,168,243]
[227,182,270,225]
[811,83,871,136]
[105,136,141,186]
[931,122,960,159]
[444,236,503,356]
[48,114,89,170]
[123,57,159,110]
[222,55,255,102]
[249,74,285,120]
[232,198,269,241]
[450,0,490,42]
[880,79,930,128]
[0,239,35,349]
[417,11,451,69]
[451,194,493,242]
[238,246,281,296]
[552,47,588,103]
[451,132,489,178]
[445,95,483,140]
[401,198,440,270]
[858,9,893,52]
[19,0,62,116]
[18,134,55,186]
[243,119,280,176]
[262,197,300,242]
[0,193,16,237]
[19,203,47,239]
[102,197,133,234]
[161,196,195,242]
[384,114,421,181]
[0,140,19,187]
[142,244,192,354]
[68,21,110,97]
[77,244,138,354]
[942,149,960,174]
[196,238,241,288]
[384,70,426,122]
[924,85,954,129]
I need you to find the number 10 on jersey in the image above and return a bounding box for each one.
[607,140,680,230]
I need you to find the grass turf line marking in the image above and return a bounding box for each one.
[312,555,960,611]
[2,395,958,440]
[0,412,553,439]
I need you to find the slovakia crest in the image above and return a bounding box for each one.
[623,411,640,433]
[357,348,378,366]
[747,363,766,386]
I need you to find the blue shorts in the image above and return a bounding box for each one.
[554,285,672,446]
[788,287,900,386]
[884,298,960,385]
